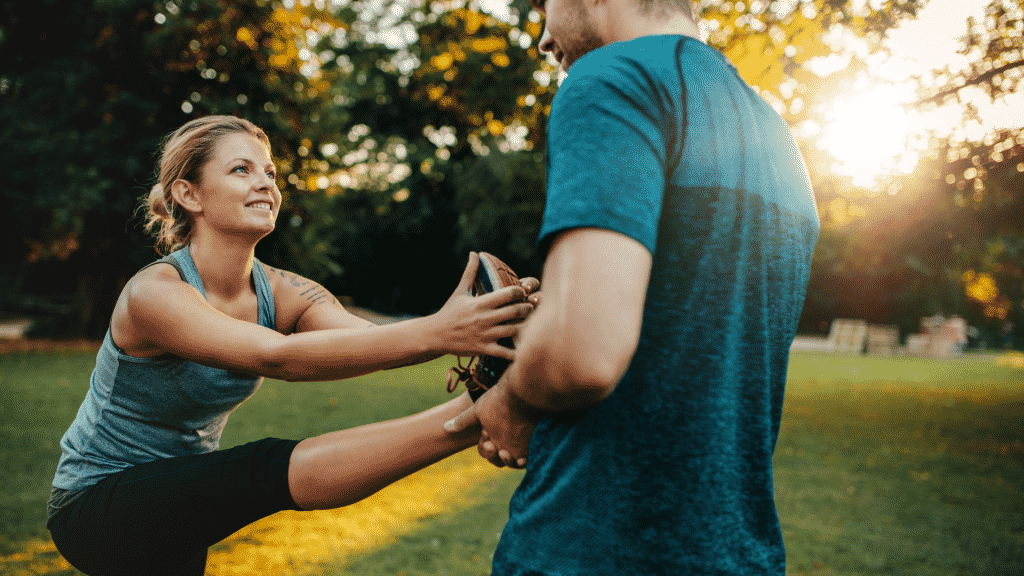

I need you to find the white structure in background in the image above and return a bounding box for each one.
[791,319,898,355]
[0,318,33,340]
[905,314,967,358]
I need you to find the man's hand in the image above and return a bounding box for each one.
[520,277,541,306]
[444,382,538,469]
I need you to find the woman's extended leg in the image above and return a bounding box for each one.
[288,392,480,509]
[49,393,479,575]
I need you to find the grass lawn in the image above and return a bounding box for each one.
[1,348,1021,575]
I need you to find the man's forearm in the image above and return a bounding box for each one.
[500,228,649,413]
[501,307,620,413]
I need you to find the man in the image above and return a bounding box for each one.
[446,0,819,573]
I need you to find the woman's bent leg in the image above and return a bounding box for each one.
[49,438,300,576]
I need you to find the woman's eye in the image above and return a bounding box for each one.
[266,171,276,179]
[233,165,248,174]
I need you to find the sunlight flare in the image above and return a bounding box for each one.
[816,82,923,188]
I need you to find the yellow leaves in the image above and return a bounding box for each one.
[448,42,467,62]
[962,267,1012,319]
[491,52,511,67]
[424,84,458,110]
[826,197,864,228]
[236,26,258,50]
[525,20,542,40]
[712,9,830,99]
[430,52,454,71]
[261,4,346,75]
[470,37,507,53]
[271,5,292,27]
[426,84,445,101]
[264,8,301,72]
[459,8,486,35]
[310,78,330,94]
[269,53,293,69]
[728,33,783,90]
[789,17,828,61]
[963,270,1004,320]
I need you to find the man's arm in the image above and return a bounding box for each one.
[508,227,651,411]
[446,227,651,467]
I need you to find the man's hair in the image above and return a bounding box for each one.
[637,0,695,19]
[530,0,694,18]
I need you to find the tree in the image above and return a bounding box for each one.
[0,0,340,336]
[275,0,556,313]
[794,0,1024,344]
[306,0,934,313]
[5,0,1008,337]
[914,0,1024,107]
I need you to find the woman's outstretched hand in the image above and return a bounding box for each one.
[430,252,536,360]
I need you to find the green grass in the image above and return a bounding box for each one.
[1,349,1022,575]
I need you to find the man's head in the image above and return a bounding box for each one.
[532,0,696,71]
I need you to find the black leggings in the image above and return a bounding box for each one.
[48,438,302,576]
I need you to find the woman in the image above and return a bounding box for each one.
[47,115,537,576]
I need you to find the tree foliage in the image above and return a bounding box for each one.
[798,0,1024,344]
[0,0,1020,345]
[914,0,1024,106]
[0,0,343,334]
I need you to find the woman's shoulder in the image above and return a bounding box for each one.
[120,261,200,319]
[256,262,311,333]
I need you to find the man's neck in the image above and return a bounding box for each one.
[598,2,701,44]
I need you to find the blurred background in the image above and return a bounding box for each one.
[0,0,1021,348]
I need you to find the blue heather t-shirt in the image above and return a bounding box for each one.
[492,36,819,575]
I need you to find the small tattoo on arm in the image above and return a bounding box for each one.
[273,267,339,306]
[303,286,338,306]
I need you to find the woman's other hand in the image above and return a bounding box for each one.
[430,252,534,360]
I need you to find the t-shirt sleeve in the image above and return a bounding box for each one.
[536,53,670,257]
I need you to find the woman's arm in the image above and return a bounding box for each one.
[119,255,533,382]
[264,262,540,336]
[260,263,379,334]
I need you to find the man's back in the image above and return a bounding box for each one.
[493,35,818,576]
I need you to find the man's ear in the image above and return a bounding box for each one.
[170,179,202,215]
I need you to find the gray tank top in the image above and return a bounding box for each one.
[51,247,277,492]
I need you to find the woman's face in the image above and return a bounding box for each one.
[193,132,282,239]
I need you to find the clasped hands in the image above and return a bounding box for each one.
[445,379,537,469]
[444,274,541,470]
